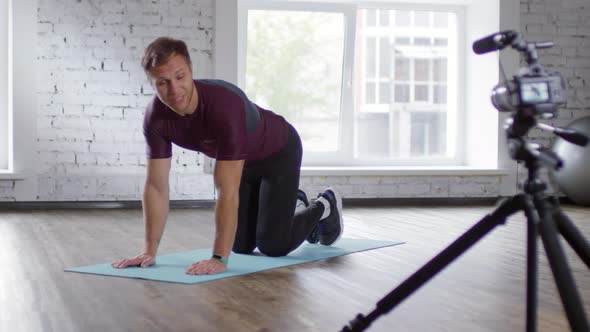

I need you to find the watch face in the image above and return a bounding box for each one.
[520,81,550,104]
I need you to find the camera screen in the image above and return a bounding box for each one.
[520,82,550,104]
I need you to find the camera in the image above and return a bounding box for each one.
[473,30,566,118]
[473,30,588,166]
[491,67,566,118]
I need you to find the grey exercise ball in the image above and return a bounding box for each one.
[551,116,590,206]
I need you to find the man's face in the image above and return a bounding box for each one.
[147,53,195,115]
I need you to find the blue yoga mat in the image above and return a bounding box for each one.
[65,238,402,284]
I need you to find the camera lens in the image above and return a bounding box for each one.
[491,83,515,112]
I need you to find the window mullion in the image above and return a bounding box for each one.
[339,4,357,163]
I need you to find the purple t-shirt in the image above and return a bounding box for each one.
[143,79,289,162]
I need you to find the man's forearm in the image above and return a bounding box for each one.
[142,183,170,256]
[212,193,239,259]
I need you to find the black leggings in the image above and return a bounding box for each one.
[232,124,324,257]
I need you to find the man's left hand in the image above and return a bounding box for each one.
[185,258,227,275]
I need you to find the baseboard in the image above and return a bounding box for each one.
[0,200,216,210]
[343,197,501,206]
[0,196,577,210]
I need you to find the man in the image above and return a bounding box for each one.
[112,37,343,275]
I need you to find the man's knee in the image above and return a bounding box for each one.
[257,240,290,257]
[232,243,256,255]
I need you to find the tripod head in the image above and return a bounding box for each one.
[504,114,588,170]
[473,31,589,191]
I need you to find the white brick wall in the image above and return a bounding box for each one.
[1,0,588,201]
[299,175,501,199]
[518,0,590,193]
[4,0,215,201]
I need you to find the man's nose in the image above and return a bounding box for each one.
[169,81,179,95]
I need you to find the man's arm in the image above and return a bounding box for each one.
[185,159,244,275]
[142,158,172,256]
[112,157,171,268]
[212,159,245,259]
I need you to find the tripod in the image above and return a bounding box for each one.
[341,114,590,332]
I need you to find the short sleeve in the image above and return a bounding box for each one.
[144,126,172,159]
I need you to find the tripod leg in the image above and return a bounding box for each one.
[340,195,525,332]
[553,207,590,269]
[536,201,589,331]
[523,196,539,332]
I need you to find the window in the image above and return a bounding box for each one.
[2,0,36,177]
[245,7,349,153]
[221,1,509,170]
[357,9,457,161]
[0,0,10,171]
[240,2,355,165]
[240,1,462,166]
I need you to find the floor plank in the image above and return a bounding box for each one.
[0,204,588,332]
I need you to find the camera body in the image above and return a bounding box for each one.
[491,68,566,118]
[472,30,566,118]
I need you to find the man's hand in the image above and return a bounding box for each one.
[112,254,155,269]
[185,258,227,275]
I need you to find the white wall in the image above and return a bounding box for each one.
[517,0,590,191]
[0,0,588,201]
[2,0,215,201]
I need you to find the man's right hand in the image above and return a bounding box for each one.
[112,254,155,269]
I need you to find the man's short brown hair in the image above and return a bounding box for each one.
[141,37,192,72]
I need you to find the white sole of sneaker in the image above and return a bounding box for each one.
[326,186,343,245]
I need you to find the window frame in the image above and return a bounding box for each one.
[238,0,465,167]
[0,0,10,172]
[238,0,357,166]
[0,0,37,178]
[217,0,519,179]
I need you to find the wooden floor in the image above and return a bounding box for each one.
[0,203,589,332]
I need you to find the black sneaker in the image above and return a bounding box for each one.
[307,225,320,244]
[317,187,343,246]
[298,190,320,244]
[296,189,310,210]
